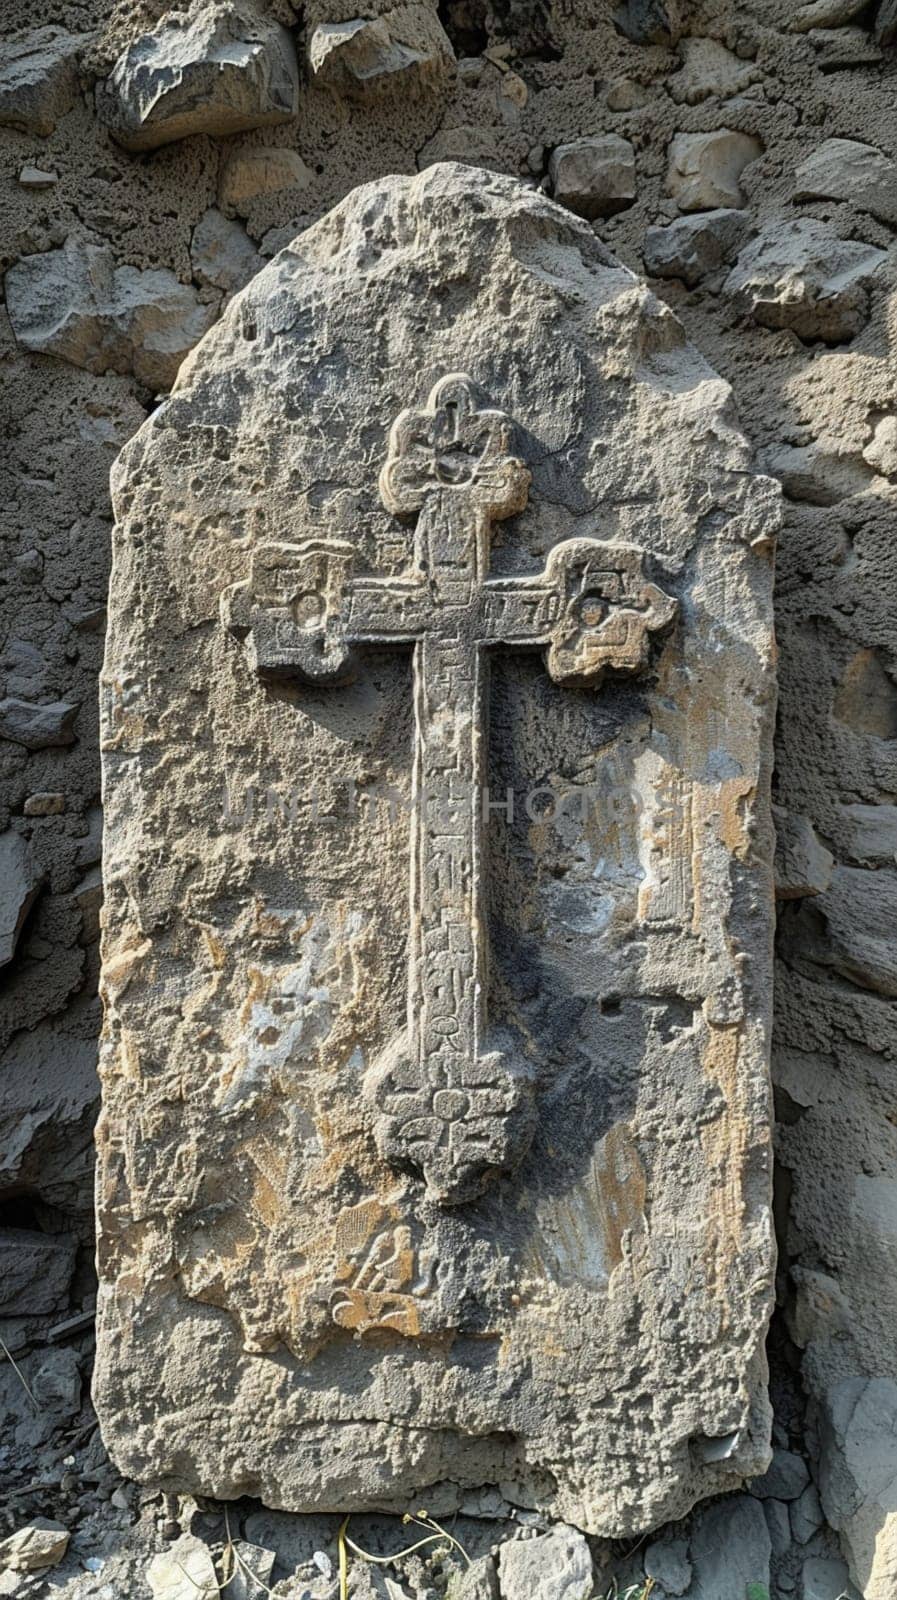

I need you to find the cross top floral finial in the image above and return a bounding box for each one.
[379,372,530,522]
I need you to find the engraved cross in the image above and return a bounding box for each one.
[223,374,676,1204]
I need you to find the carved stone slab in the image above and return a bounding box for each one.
[96,165,779,1535]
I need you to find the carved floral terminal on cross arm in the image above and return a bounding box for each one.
[222,373,677,1204]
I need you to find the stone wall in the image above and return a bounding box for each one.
[1,1,895,1596]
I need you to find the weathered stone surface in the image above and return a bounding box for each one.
[819,1378,897,1598]
[0,1228,77,1317]
[669,38,760,105]
[773,808,833,898]
[684,1495,772,1598]
[147,1536,219,1600]
[765,440,872,505]
[23,792,66,817]
[0,696,77,749]
[0,999,100,1221]
[791,1480,824,1543]
[95,164,777,1533]
[839,802,897,864]
[644,1534,691,1593]
[724,219,887,343]
[613,0,679,45]
[498,1526,592,1600]
[667,129,762,212]
[219,147,313,214]
[191,209,262,296]
[749,1446,811,1500]
[876,0,897,45]
[5,240,217,389]
[308,8,455,101]
[795,867,897,996]
[794,137,897,224]
[549,134,636,218]
[453,1554,498,1600]
[643,208,752,287]
[863,415,897,477]
[801,1555,863,1600]
[0,1520,70,1574]
[790,0,867,27]
[0,27,87,137]
[97,2,299,152]
[0,833,44,966]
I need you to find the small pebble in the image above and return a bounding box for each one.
[18,165,59,188]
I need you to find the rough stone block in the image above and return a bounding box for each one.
[97,2,299,152]
[0,697,77,749]
[0,27,87,137]
[5,239,217,390]
[724,219,887,343]
[643,208,752,287]
[308,8,455,101]
[0,833,44,966]
[95,164,777,1534]
[0,1228,77,1317]
[498,1526,592,1600]
[794,137,897,224]
[549,133,636,218]
[667,128,762,211]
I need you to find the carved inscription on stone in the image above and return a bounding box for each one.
[225,374,676,1202]
[96,166,778,1536]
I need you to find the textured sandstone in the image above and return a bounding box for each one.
[95,163,777,1534]
[97,2,299,152]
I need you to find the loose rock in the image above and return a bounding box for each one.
[549,133,636,218]
[0,833,44,966]
[147,1536,219,1600]
[685,1495,772,1598]
[0,696,78,749]
[724,218,887,342]
[97,2,299,152]
[765,440,872,505]
[863,415,897,477]
[24,793,65,816]
[643,207,751,286]
[800,867,897,996]
[498,1525,593,1600]
[749,1447,811,1501]
[613,0,679,44]
[0,1227,76,1316]
[669,38,759,105]
[791,0,867,28]
[667,128,762,211]
[308,8,455,101]
[0,27,87,137]
[839,803,897,864]
[5,239,217,389]
[794,137,897,225]
[18,165,59,188]
[644,1534,691,1594]
[0,1520,70,1574]
[773,809,834,898]
[791,1481,825,1543]
[191,210,262,295]
[218,147,313,213]
[801,1555,863,1599]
